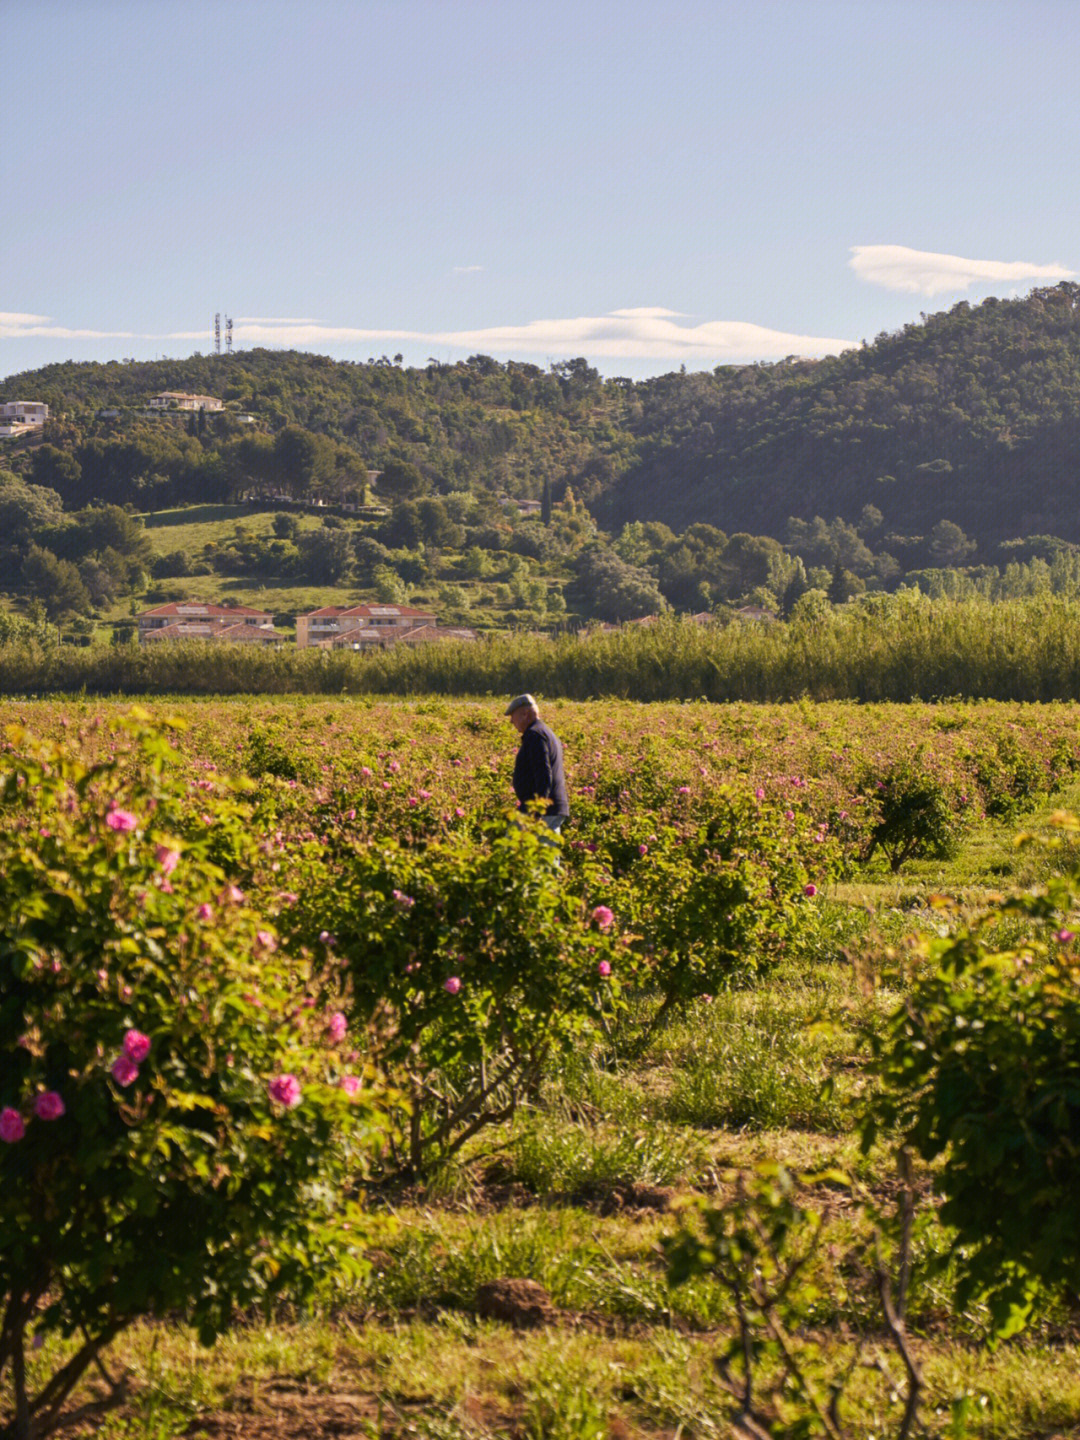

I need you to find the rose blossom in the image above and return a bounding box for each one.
[268,1074,302,1108]
[155,845,179,875]
[339,1075,362,1097]
[106,808,138,832]
[443,976,462,995]
[328,1011,348,1043]
[33,1091,65,1121]
[804,884,818,897]
[597,960,612,978]
[591,905,614,931]
[111,1055,139,1087]
[197,903,213,921]
[255,930,277,951]
[0,1108,25,1143]
[123,1029,151,1064]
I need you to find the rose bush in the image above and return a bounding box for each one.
[0,714,391,1440]
[862,813,1080,1337]
[284,815,622,1174]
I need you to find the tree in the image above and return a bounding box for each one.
[780,558,810,618]
[372,564,409,604]
[541,474,552,526]
[298,528,353,584]
[272,512,301,540]
[928,520,977,568]
[375,460,428,503]
[21,545,91,621]
[272,426,336,497]
[29,446,81,500]
[417,498,464,549]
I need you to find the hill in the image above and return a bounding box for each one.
[6,285,1080,555]
[6,287,1080,635]
[606,283,1080,546]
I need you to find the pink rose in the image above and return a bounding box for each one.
[804,884,818,897]
[268,1074,302,1108]
[111,1055,139,1087]
[106,808,138,832]
[339,1075,361,1097]
[33,1091,65,1121]
[122,1029,151,1064]
[220,884,245,905]
[591,905,614,931]
[255,930,276,951]
[155,845,179,875]
[0,1107,25,1143]
[597,960,612,978]
[443,976,462,995]
[197,903,213,921]
[328,1011,348,1042]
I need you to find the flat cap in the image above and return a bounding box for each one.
[504,693,538,715]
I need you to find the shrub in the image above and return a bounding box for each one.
[862,759,969,871]
[862,815,1080,1337]
[285,817,622,1174]
[590,791,827,1028]
[0,714,390,1438]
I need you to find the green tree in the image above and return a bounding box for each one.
[928,519,977,568]
[375,459,429,503]
[21,545,91,621]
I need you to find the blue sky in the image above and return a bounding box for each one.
[4,0,1078,379]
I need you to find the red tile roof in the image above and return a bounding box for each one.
[138,600,273,620]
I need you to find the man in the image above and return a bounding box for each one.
[505,693,569,835]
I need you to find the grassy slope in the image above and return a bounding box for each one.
[115,505,544,633]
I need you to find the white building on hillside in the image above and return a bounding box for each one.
[0,401,48,436]
[148,392,224,412]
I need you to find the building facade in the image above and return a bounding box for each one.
[136,601,278,644]
[148,392,225,412]
[296,603,439,649]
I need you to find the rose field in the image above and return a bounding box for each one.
[6,696,1080,1440]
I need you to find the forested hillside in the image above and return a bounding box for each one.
[6,284,1080,550]
[5,283,1080,635]
[608,282,1080,545]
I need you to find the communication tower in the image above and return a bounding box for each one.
[214,313,221,356]
[225,316,233,354]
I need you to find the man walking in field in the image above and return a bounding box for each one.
[505,693,569,836]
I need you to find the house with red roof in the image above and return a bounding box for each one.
[136,600,279,645]
[295,603,438,649]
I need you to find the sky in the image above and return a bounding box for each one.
[4,0,1079,380]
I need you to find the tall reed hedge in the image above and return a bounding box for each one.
[7,598,1080,701]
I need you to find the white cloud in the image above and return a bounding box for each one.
[850,244,1075,296]
[608,307,686,318]
[0,307,858,364]
[0,312,137,339]
[452,265,483,274]
[213,310,857,363]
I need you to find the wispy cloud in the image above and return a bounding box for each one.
[452,265,483,274]
[0,312,138,339]
[850,244,1075,296]
[0,308,858,364]
[212,310,857,362]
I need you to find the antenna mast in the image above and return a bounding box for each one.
[225,315,233,354]
[214,313,221,356]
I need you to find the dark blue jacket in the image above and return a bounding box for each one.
[513,718,569,817]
